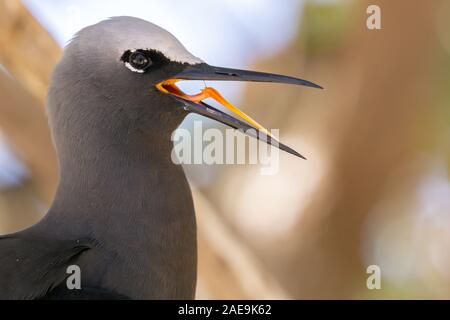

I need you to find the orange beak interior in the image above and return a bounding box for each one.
[156,79,273,138]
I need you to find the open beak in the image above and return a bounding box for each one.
[156,63,322,159]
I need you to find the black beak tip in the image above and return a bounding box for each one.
[294,151,307,160]
[304,80,324,90]
[278,142,307,160]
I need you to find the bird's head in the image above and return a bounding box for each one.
[48,16,321,159]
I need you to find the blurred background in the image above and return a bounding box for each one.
[0,0,449,299]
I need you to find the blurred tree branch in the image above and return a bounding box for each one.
[0,0,60,104]
[203,0,441,299]
[266,0,439,298]
[0,0,60,233]
[288,0,439,298]
[0,71,58,233]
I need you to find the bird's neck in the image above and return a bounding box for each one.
[41,132,196,241]
[38,133,197,298]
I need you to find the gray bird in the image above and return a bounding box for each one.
[0,17,321,300]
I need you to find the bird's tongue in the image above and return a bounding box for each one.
[157,80,273,138]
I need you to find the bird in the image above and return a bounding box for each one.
[0,16,321,300]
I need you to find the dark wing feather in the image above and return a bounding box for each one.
[0,234,93,299]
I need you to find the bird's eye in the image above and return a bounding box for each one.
[129,51,152,71]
